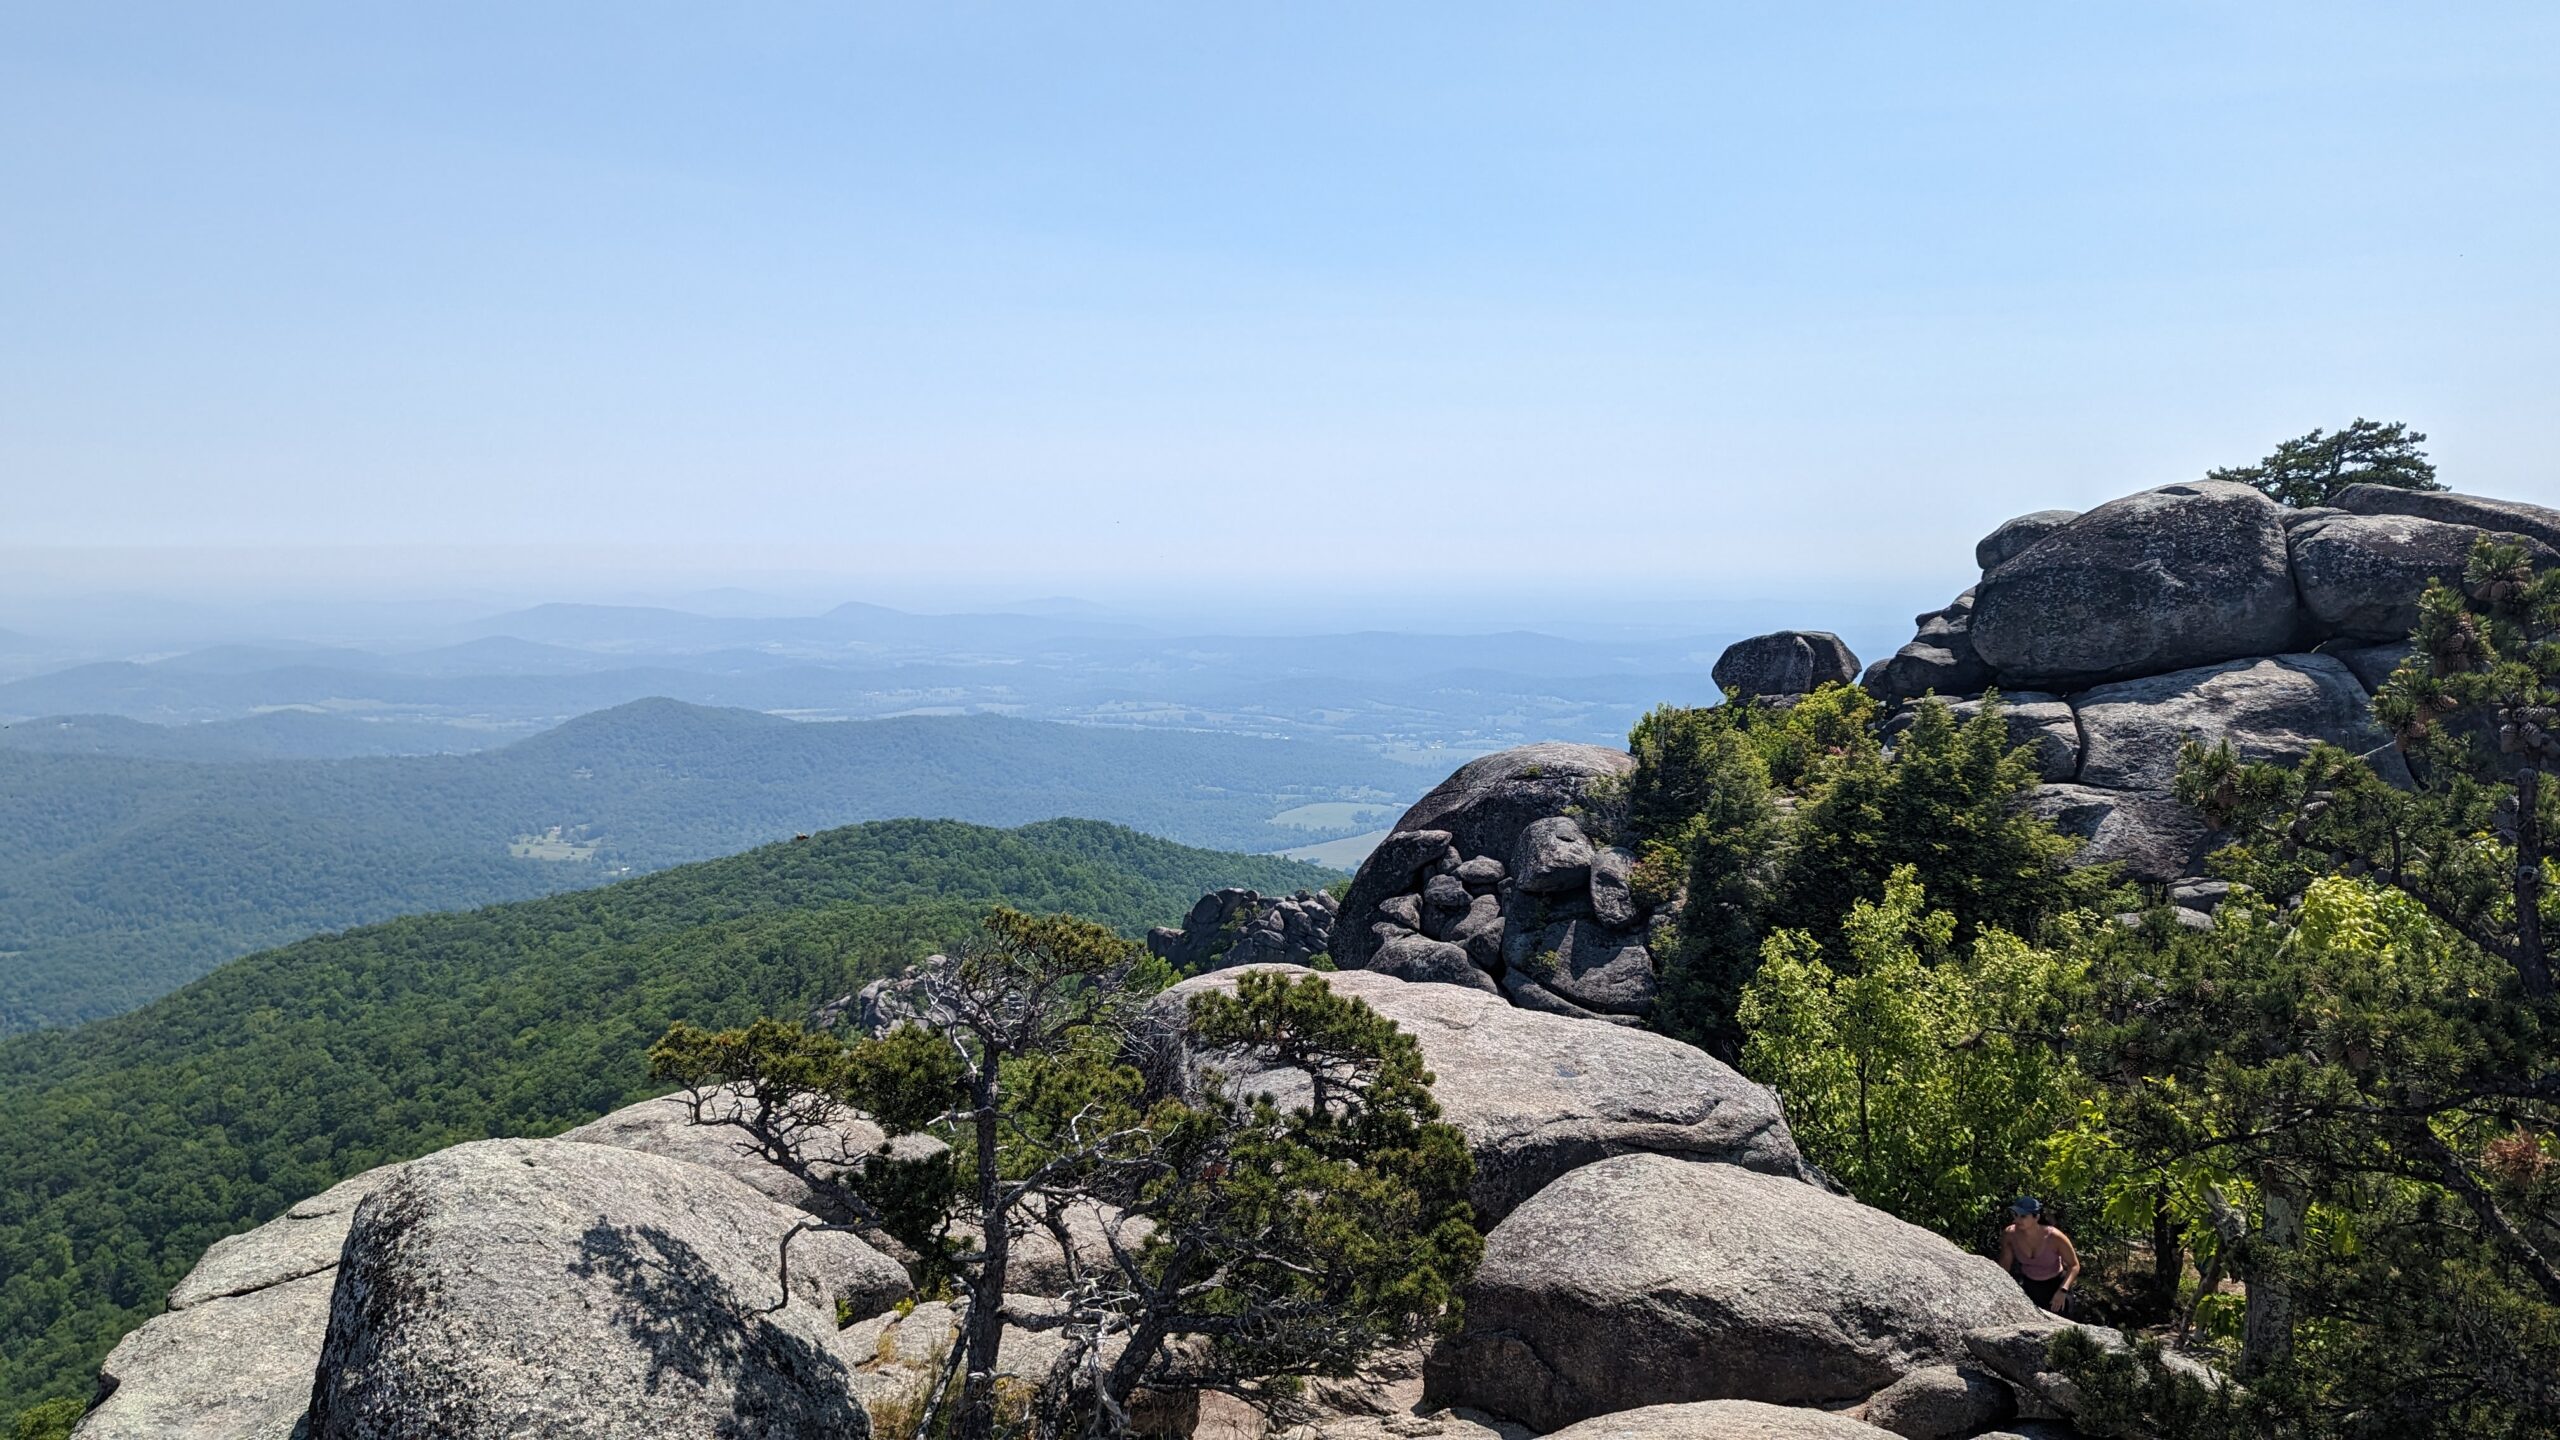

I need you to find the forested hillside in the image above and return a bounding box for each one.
[0,817,1334,1419]
[0,700,1410,1032]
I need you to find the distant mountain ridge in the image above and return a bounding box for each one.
[0,700,1408,1033]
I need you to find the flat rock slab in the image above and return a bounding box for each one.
[2335,483,2560,555]
[305,1137,906,1440]
[1425,1154,2042,1429]
[1542,1400,1903,1439]
[2071,654,2411,791]
[1141,967,1812,1220]
[75,1270,337,1440]
[167,1164,405,1311]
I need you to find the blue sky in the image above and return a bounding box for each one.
[3,3,2555,621]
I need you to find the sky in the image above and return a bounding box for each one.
[3,3,2557,628]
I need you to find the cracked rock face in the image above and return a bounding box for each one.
[1147,887,1342,973]
[1422,1154,2042,1430]
[1335,744,1667,1021]
[1971,481,2301,691]
[305,1138,906,1440]
[1138,967,1815,1222]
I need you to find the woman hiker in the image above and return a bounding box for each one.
[1998,1196,2081,1314]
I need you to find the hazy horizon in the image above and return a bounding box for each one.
[10,3,2556,616]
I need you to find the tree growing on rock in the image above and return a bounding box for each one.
[1628,688,2110,1061]
[2206,417,2440,508]
[649,909,1478,1440]
[2182,535,2560,997]
[1738,866,2092,1240]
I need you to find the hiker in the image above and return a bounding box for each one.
[1998,1195,2081,1313]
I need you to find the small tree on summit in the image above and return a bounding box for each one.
[2206,418,2440,508]
[649,909,1478,1440]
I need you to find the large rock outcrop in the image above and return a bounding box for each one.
[1147,888,1341,972]
[558,1084,896,1219]
[2071,654,2412,791]
[305,1138,908,1439]
[1970,481,2301,690]
[1140,966,1815,1219]
[1335,744,1666,1018]
[1422,1155,2043,1429]
[1974,510,2079,571]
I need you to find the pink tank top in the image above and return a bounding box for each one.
[2014,1231,2066,1280]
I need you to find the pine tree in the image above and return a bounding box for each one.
[2206,418,2441,508]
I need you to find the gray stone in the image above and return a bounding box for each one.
[1424,1155,2044,1428]
[1363,829,1460,892]
[1854,1363,2016,1439]
[1140,967,1813,1219]
[1963,1319,2226,1421]
[1542,1401,1904,1440]
[305,1138,907,1440]
[1423,873,1472,911]
[1972,481,2300,689]
[1799,633,1863,688]
[2289,510,2558,641]
[2315,638,2413,695]
[1885,693,2078,782]
[560,1085,895,1219]
[1863,593,1991,706]
[1146,888,1342,974]
[1002,1200,1155,1294]
[1713,632,1863,697]
[2334,483,2560,554]
[1589,846,1642,928]
[2025,784,2216,886]
[1715,632,1816,698]
[77,1271,337,1440]
[1500,967,1639,1026]
[1976,510,2081,571]
[2113,907,2215,932]
[2072,654,2412,791]
[1455,856,1507,887]
[1514,816,1597,895]
[2171,879,2232,911]
[75,1165,408,1439]
[166,1166,404,1312]
[1377,893,1424,931]
[1372,933,1500,993]
[1446,892,1508,969]
[1508,919,1656,1017]
[1336,748,1631,970]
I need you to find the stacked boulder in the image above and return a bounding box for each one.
[1331,744,1671,1023]
[1142,966,2152,1439]
[82,966,2168,1440]
[1147,887,1341,972]
[1855,480,2560,896]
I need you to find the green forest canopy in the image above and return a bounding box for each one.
[0,816,1335,1420]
